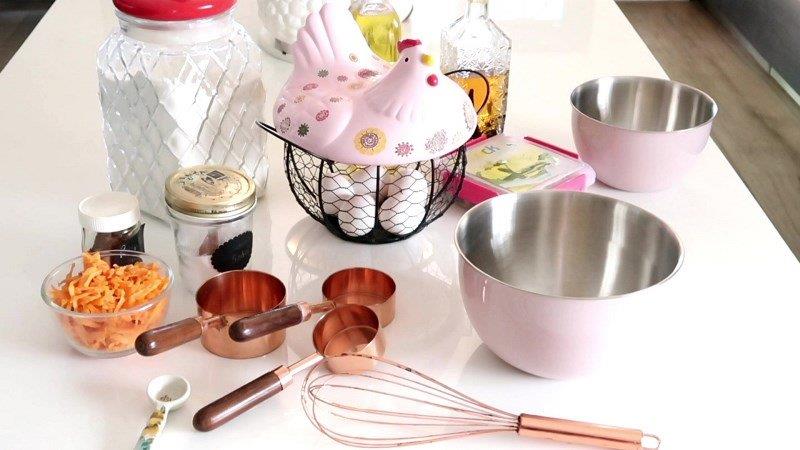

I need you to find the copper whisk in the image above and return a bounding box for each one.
[301,354,660,450]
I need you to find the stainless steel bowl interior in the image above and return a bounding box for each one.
[456,192,683,299]
[570,76,717,132]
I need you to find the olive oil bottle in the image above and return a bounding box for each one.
[442,0,511,136]
[351,0,401,62]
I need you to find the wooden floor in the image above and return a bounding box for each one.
[0,1,52,71]
[619,1,800,260]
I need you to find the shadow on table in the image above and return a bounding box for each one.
[282,216,472,363]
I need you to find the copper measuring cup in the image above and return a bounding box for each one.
[229,267,395,342]
[135,271,286,359]
[193,304,385,431]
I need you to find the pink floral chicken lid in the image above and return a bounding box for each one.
[273,3,477,166]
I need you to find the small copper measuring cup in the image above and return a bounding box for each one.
[135,271,286,359]
[229,267,395,342]
[193,304,385,431]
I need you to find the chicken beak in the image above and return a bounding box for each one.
[421,54,435,66]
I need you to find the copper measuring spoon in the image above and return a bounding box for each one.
[229,267,395,342]
[193,304,385,431]
[135,271,286,359]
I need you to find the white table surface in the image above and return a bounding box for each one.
[1,0,798,449]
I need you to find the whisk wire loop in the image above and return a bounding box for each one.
[311,373,515,423]
[353,369,516,419]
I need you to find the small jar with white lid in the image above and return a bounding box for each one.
[79,192,145,253]
[165,165,256,294]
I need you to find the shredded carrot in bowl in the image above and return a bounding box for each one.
[51,252,169,314]
[46,252,171,354]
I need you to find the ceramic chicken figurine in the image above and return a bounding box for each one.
[273,3,476,164]
[273,3,477,236]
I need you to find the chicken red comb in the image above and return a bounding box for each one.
[397,39,422,53]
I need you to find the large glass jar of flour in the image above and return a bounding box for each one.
[98,0,267,220]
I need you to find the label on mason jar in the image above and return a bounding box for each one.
[211,231,253,272]
[177,169,243,200]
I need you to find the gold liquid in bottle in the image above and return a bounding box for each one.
[352,0,401,62]
[441,0,511,137]
[452,72,509,137]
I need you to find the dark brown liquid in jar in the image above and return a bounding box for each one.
[83,223,145,258]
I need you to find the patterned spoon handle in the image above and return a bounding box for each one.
[134,405,169,450]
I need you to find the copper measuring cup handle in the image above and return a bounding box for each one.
[517,414,660,450]
[229,301,335,342]
[135,316,221,356]
[193,354,323,431]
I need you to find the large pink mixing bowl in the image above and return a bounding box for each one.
[456,191,683,378]
[571,76,717,192]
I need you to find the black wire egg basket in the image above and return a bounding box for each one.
[258,70,488,244]
[259,122,466,244]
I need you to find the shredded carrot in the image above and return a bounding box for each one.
[50,252,170,353]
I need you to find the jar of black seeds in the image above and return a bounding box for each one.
[165,165,256,294]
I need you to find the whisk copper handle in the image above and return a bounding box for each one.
[517,414,659,450]
[193,369,285,431]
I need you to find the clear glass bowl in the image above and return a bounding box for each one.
[40,251,173,358]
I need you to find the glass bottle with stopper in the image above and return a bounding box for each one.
[351,0,402,62]
[441,0,511,137]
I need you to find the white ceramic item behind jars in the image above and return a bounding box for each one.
[257,0,333,60]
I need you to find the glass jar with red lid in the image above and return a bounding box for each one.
[98,0,268,221]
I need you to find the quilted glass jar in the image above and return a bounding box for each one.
[98,0,267,220]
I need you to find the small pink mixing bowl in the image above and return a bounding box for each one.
[571,76,717,192]
[456,191,682,378]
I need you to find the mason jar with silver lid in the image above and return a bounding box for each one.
[165,165,257,294]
